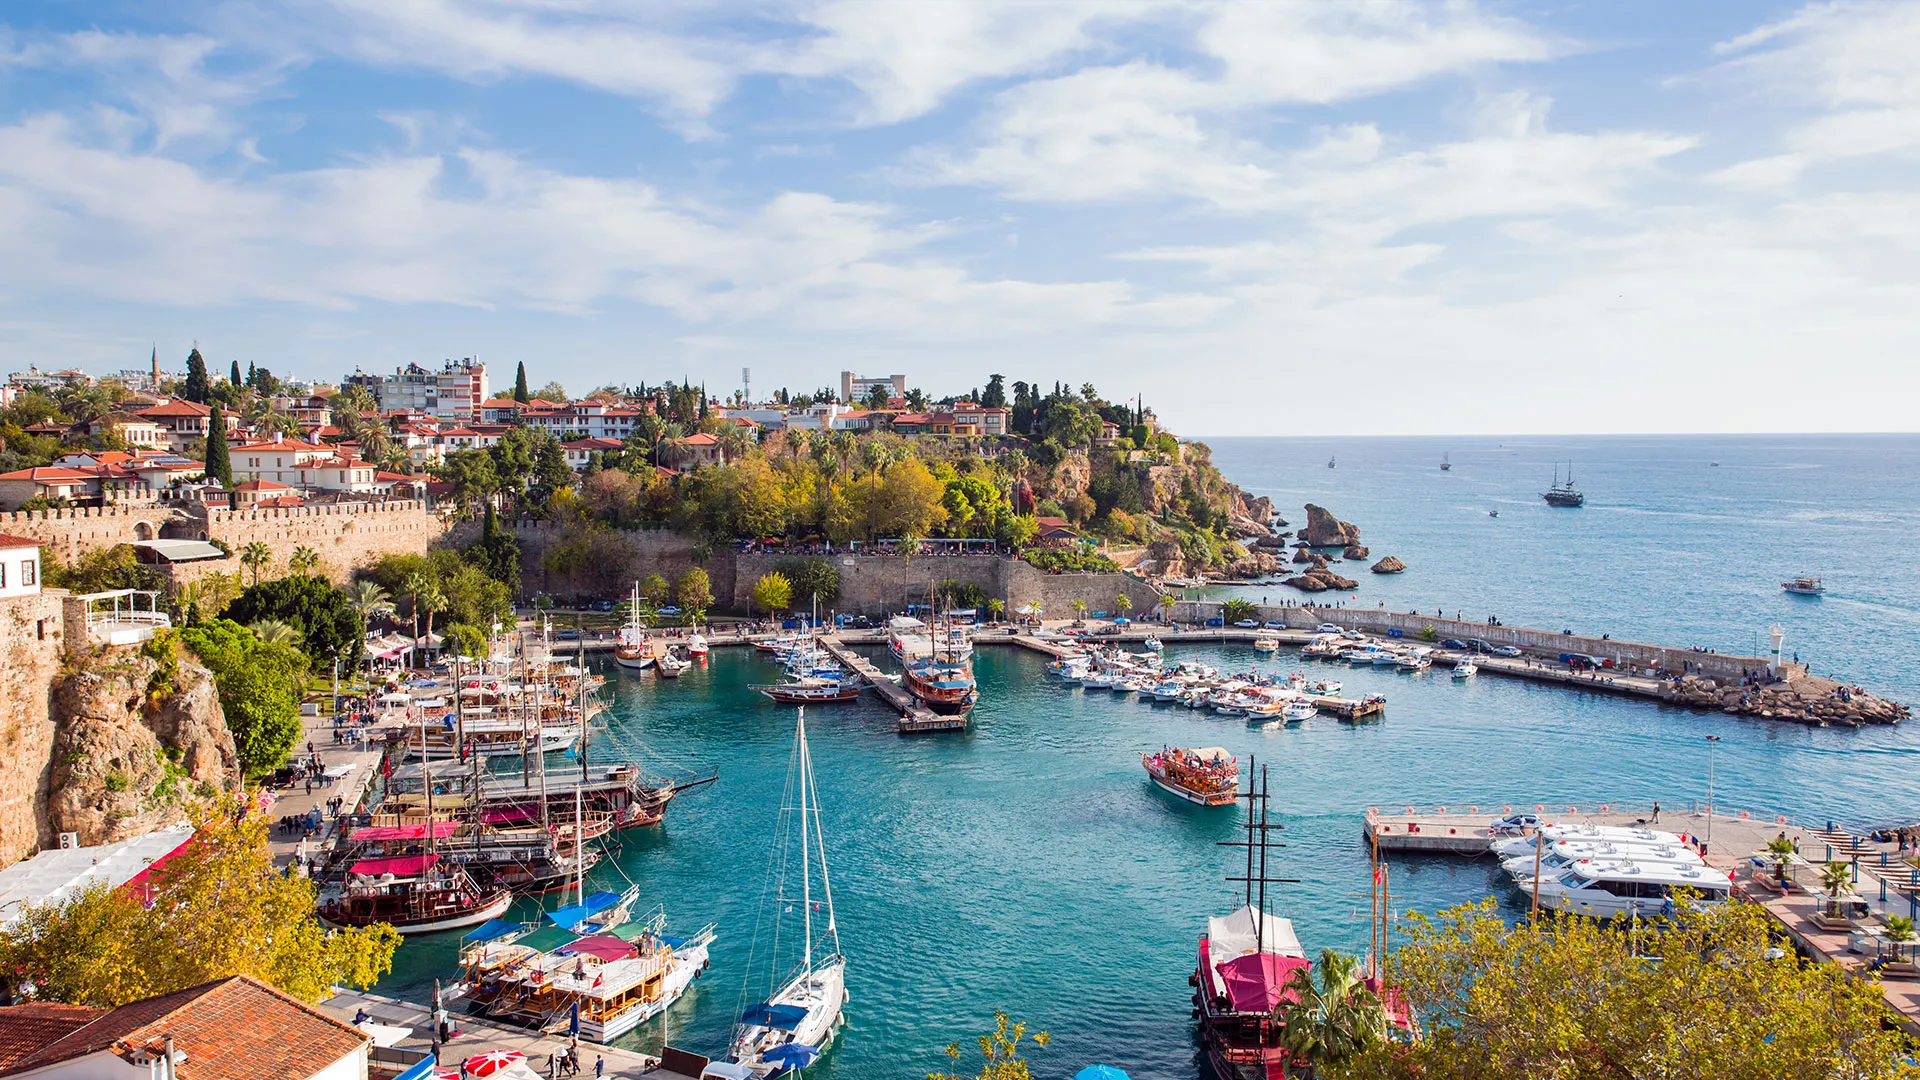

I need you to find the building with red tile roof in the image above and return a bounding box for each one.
[0,975,368,1079]
[0,1005,103,1070]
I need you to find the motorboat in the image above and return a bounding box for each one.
[656,651,690,678]
[1252,633,1281,652]
[1782,576,1824,595]
[1519,858,1730,918]
[687,632,710,657]
[1304,679,1341,696]
[1143,636,1164,652]
[1395,649,1433,672]
[1451,661,1477,680]
[1282,699,1317,724]
[1489,824,1684,861]
[1501,839,1703,878]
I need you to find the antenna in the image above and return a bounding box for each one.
[742,366,751,403]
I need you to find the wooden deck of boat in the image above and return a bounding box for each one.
[815,635,967,733]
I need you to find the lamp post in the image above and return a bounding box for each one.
[1705,735,1721,853]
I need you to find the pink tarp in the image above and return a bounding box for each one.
[1217,953,1311,1014]
[350,853,440,877]
[350,822,459,842]
[482,807,537,825]
[557,935,639,963]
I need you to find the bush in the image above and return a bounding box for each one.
[776,557,841,608]
[1220,598,1259,624]
[224,575,363,671]
[1024,549,1121,573]
[178,620,307,777]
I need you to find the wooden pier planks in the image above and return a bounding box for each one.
[815,635,967,733]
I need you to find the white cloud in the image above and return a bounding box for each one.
[2,30,285,150]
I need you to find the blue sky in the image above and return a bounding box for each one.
[3,1,1918,434]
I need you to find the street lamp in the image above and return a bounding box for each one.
[1705,734,1722,853]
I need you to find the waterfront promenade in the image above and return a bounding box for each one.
[321,988,661,1078]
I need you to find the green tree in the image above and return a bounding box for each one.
[177,620,307,775]
[985,598,1004,623]
[1220,598,1259,624]
[1336,897,1909,1080]
[1273,949,1390,1076]
[229,359,242,386]
[979,374,1007,409]
[752,570,792,616]
[775,557,840,609]
[513,361,530,403]
[640,572,671,608]
[470,501,520,586]
[676,567,713,621]
[930,1012,1049,1080]
[347,580,393,621]
[239,540,271,585]
[287,545,321,576]
[225,575,365,671]
[247,619,302,647]
[204,407,232,488]
[443,622,488,661]
[182,348,210,404]
[434,447,499,510]
[0,811,397,1007]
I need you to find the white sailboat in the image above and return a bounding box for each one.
[615,581,654,670]
[731,707,847,1076]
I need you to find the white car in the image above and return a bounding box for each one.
[1493,645,1524,657]
[1316,623,1342,633]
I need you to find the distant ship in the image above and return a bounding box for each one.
[1327,455,1336,469]
[1782,576,1824,596]
[1440,453,1451,471]
[1542,463,1585,508]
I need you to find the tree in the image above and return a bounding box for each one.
[775,558,840,609]
[239,540,272,585]
[347,580,393,621]
[0,811,398,1007]
[640,572,671,608]
[434,447,499,510]
[204,406,232,488]
[1273,949,1389,1076]
[985,598,1004,623]
[877,457,949,549]
[1114,593,1133,618]
[225,575,365,671]
[183,348,210,404]
[443,622,488,661]
[676,567,713,621]
[1336,897,1910,1080]
[1220,598,1259,624]
[980,373,1007,409]
[535,380,569,404]
[177,620,307,775]
[470,501,521,586]
[247,619,302,646]
[229,359,243,386]
[1070,599,1088,622]
[287,545,321,576]
[752,571,792,616]
[930,1012,1049,1080]
[513,361,530,403]
[864,383,891,410]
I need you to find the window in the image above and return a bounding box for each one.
[22,559,34,586]
[0,563,6,587]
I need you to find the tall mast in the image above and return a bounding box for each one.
[578,610,589,781]
[808,712,840,957]
[797,707,813,972]
[575,782,585,910]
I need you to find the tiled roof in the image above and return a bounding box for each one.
[0,1003,104,1069]
[252,496,307,508]
[2,976,366,1080]
[136,400,212,417]
[0,467,96,482]
[0,534,42,549]
[230,438,330,453]
[562,438,623,450]
[681,433,719,446]
[232,480,292,491]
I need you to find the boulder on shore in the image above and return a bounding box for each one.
[1293,547,1314,564]
[1343,545,1369,560]
[1303,504,1361,547]
[1283,568,1358,593]
[1371,556,1406,574]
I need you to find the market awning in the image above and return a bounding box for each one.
[349,822,459,843]
[349,854,440,878]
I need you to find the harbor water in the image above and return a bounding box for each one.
[380,434,1920,1079]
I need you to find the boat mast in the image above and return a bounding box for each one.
[796,706,813,972]
[575,782,585,910]
[578,610,589,782]
[804,708,840,958]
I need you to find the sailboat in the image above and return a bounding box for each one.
[1440,452,1451,471]
[1542,462,1585,508]
[731,707,848,1076]
[615,582,655,670]
[1327,455,1336,469]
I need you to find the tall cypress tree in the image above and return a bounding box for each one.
[183,348,209,404]
[230,359,243,386]
[247,361,258,388]
[513,362,530,403]
[204,407,232,488]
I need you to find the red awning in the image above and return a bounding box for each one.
[349,822,460,842]
[557,935,638,963]
[350,854,440,878]
[1218,953,1311,1014]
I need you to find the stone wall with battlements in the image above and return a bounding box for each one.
[0,590,69,866]
[728,552,1162,617]
[0,505,181,563]
[202,501,453,583]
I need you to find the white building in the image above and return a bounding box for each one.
[0,534,40,599]
[839,371,904,404]
[344,359,488,422]
[230,435,381,494]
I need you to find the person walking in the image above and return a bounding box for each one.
[1650,801,1660,824]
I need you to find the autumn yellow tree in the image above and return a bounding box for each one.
[1332,897,1912,1080]
[930,1012,1050,1080]
[877,457,949,550]
[752,570,793,616]
[0,811,399,1007]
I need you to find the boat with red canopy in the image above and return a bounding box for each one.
[319,853,512,934]
[1142,746,1238,806]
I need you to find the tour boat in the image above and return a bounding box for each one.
[751,676,863,704]
[1282,699,1317,724]
[656,651,690,678]
[687,632,710,656]
[1252,633,1281,652]
[400,717,581,760]
[1520,858,1730,918]
[1542,463,1585,508]
[732,709,848,1076]
[1143,636,1163,652]
[615,582,655,670]
[1141,746,1238,806]
[1440,453,1451,471]
[319,855,512,935]
[1451,660,1477,680]
[904,657,977,714]
[1782,576,1824,595]
[886,616,933,664]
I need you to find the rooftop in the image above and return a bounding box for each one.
[0,825,194,930]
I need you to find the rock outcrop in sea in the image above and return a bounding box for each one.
[1667,673,1908,727]
[1302,504,1361,547]
[1371,556,1406,574]
[1284,568,1359,592]
[1342,545,1369,560]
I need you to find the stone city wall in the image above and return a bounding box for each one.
[202,500,452,583]
[1164,600,1769,681]
[0,590,69,866]
[0,505,178,563]
[729,552,1163,617]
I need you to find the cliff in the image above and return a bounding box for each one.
[42,647,239,849]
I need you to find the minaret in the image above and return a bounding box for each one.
[150,344,159,385]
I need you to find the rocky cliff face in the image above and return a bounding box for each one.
[43,648,238,848]
[1303,504,1361,547]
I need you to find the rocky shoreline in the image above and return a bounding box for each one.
[1669,672,1907,727]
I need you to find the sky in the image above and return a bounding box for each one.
[3,1,1919,436]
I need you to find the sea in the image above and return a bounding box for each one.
[380,434,1920,1080]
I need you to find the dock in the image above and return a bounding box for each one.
[1363,803,1816,859]
[815,635,967,734]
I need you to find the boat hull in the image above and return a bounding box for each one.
[320,888,513,935]
[614,650,655,670]
[1148,773,1236,806]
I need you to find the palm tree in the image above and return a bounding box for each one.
[401,571,430,643]
[417,583,448,652]
[1819,860,1855,897]
[288,545,321,576]
[348,580,393,620]
[239,541,272,585]
[1070,599,1088,625]
[1271,949,1390,1077]
[249,619,302,646]
[1115,593,1133,619]
[985,598,1005,623]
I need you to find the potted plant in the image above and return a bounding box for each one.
[1765,836,1796,891]
[1813,861,1858,930]
[1881,916,1918,975]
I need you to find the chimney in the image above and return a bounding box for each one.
[272,432,283,445]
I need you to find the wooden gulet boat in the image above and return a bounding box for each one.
[616,581,656,669]
[1142,746,1239,806]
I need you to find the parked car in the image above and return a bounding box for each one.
[1233,619,1260,628]
[1341,629,1366,641]
[1439,638,1469,650]
[1493,645,1524,657]
[1316,623,1342,633]
[1466,638,1496,653]
[1490,812,1541,835]
[1263,620,1287,629]
[1095,625,1123,636]
[592,599,614,612]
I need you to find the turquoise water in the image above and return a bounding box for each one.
[382,435,1920,1079]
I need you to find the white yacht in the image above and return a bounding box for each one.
[1500,839,1703,878]
[1521,858,1730,918]
[731,708,848,1076]
[1396,648,1433,672]
[1489,824,1685,861]
[1451,660,1477,680]
[1282,699,1317,724]
[1253,632,1281,652]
